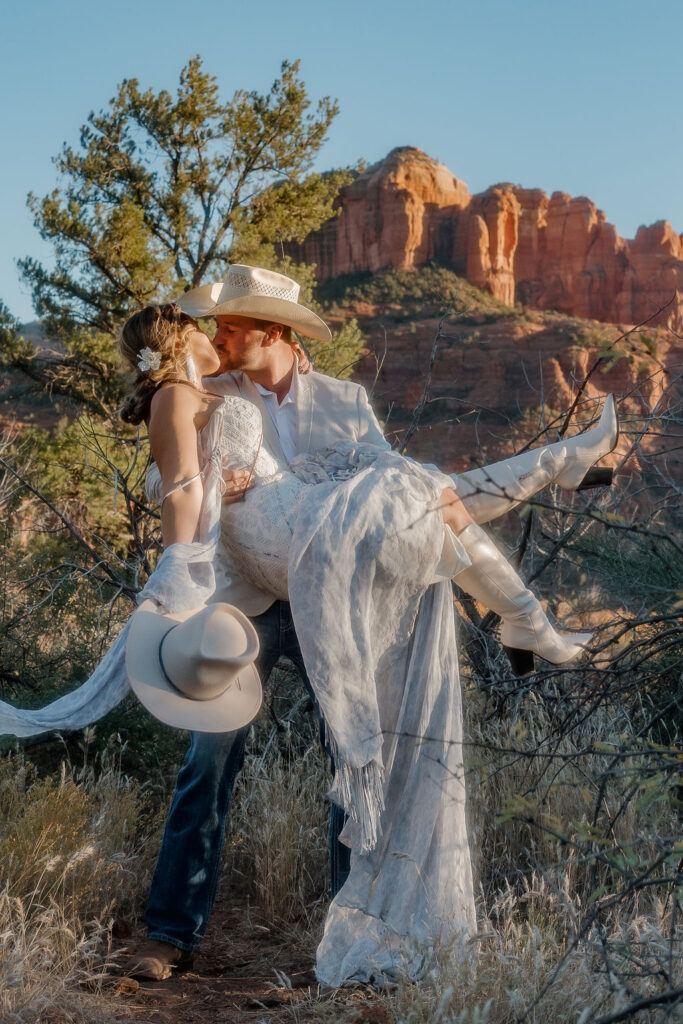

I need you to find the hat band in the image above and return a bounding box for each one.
[158,630,180,693]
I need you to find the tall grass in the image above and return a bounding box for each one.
[225,737,330,928]
[0,687,677,1022]
[379,878,672,1023]
[0,752,164,1021]
[0,665,677,1023]
[291,676,679,1022]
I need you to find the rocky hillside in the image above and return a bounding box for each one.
[291,147,683,333]
[317,266,678,486]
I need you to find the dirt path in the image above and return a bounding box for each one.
[104,886,392,1024]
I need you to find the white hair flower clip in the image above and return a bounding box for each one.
[137,347,162,373]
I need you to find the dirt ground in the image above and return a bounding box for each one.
[100,885,392,1024]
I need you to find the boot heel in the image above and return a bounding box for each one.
[503,646,535,676]
[577,467,614,491]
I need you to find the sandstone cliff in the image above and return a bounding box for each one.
[299,148,471,279]
[292,147,683,332]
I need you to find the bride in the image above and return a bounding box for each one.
[0,275,618,985]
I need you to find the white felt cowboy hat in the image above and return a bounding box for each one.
[174,265,332,342]
[126,600,262,733]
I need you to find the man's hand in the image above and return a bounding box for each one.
[222,467,256,504]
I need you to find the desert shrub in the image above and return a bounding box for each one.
[316,264,512,319]
[309,317,365,380]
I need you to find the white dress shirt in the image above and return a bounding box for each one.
[252,371,298,461]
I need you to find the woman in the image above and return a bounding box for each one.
[121,304,599,669]
[0,301,616,984]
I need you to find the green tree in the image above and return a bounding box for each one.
[1,56,354,418]
[20,56,347,336]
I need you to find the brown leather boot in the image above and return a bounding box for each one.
[124,939,194,981]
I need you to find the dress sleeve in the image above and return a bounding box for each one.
[160,472,204,507]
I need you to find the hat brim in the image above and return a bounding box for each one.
[205,296,332,343]
[126,603,262,733]
[173,282,224,319]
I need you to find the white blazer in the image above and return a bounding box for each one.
[209,368,389,615]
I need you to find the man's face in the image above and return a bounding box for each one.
[210,315,267,374]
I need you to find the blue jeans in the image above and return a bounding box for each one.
[145,600,350,951]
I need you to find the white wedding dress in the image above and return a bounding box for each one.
[215,396,476,984]
[0,394,476,986]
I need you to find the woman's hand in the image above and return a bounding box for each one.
[222,467,256,504]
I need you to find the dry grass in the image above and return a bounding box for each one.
[0,752,165,1022]
[357,674,680,1024]
[368,879,676,1024]
[0,681,678,1023]
[464,683,642,900]
[224,740,330,928]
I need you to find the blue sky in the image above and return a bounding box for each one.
[2,0,681,321]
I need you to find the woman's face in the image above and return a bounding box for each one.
[187,327,221,378]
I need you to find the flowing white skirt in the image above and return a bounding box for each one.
[222,443,476,984]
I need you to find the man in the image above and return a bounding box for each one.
[125,264,616,979]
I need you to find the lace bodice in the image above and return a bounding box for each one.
[218,395,283,478]
[144,393,284,510]
[217,395,303,600]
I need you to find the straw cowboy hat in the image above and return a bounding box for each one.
[126,600,262,732]
[174,265,332,342]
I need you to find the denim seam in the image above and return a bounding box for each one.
[197,813,230,942]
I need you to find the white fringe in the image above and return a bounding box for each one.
[328,749,386,854]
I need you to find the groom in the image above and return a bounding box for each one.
[124,265,476,980]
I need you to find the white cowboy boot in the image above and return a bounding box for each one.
[552,393,619,489]
[453,523,592,670]
[453,395,619,525]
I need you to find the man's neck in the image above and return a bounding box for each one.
[246,349,296,404]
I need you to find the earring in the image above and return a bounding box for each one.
[185,354,200,387]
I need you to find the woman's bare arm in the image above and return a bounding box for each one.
[149,386,204,546]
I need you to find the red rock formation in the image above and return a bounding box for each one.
[292,147,470,278]
[617,221,683,327]
[458,186,521,306]
[292,147,683,331]
[513,190,630,322]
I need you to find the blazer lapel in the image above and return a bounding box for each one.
[295,369,314,455]
[236,374,287,463]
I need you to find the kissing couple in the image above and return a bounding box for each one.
[0,264,619,986]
